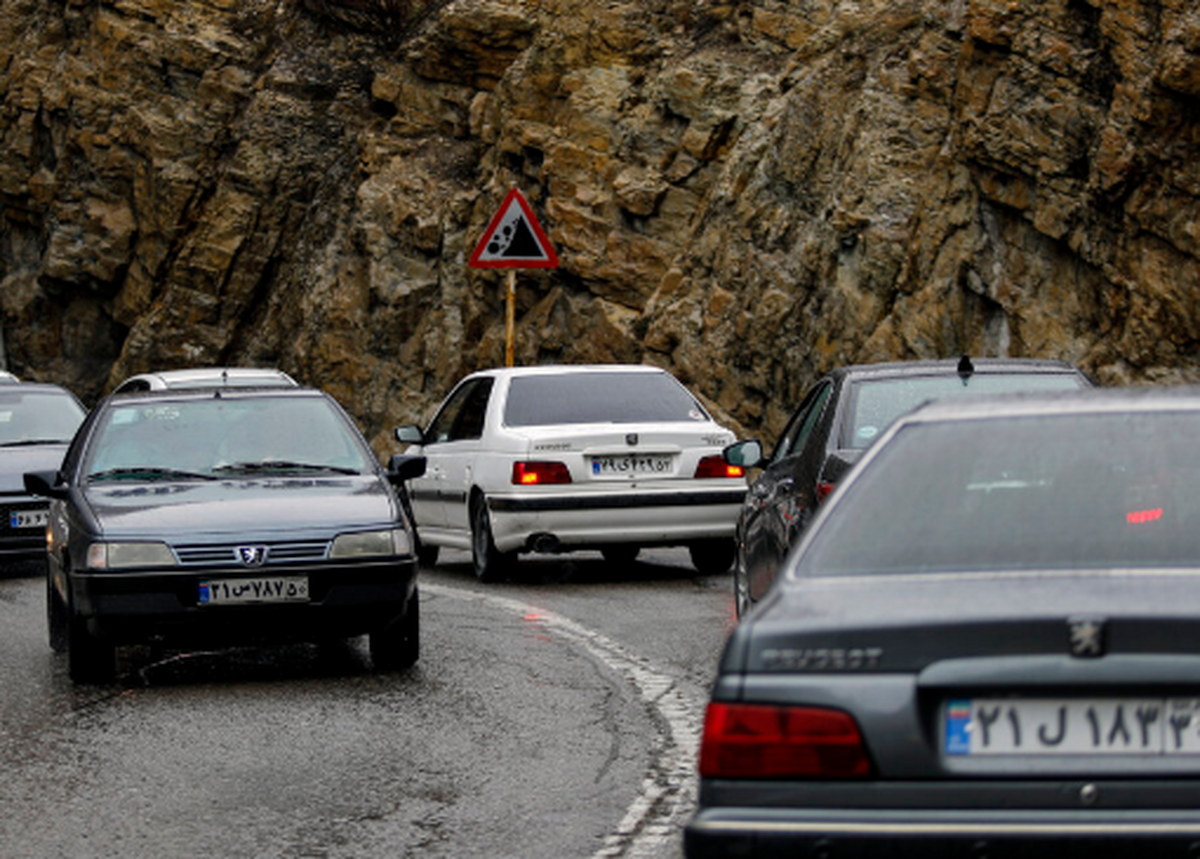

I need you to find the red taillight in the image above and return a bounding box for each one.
[698,702,872,779]
[512,461,572,485]
[695,455,744,479]
[815,480,836,503]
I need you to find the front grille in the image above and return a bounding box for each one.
[172,539,331,567]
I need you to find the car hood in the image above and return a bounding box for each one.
[0,444,69,493]
[82,475,396,539]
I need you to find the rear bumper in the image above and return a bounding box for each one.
[686,808,1200,858]
[71,559,417,646]
[486,488,745,552]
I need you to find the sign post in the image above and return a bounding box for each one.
[468,187,559,367]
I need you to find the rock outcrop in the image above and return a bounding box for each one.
[2,0,1198,449]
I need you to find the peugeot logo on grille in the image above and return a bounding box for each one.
[238,545,268,567]
[626,433,639,446]
[1068,616,1106,658]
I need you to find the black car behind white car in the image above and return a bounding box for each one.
[25,384,425,683]
[689,386,1200,857]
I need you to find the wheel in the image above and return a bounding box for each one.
[471,496,514,583]
[689,538,736,576]
[733,543,751,620]
[370,587,419,671]
[416,541,439,568]
[601,545,640,566]
[47,573,67,653]
[66,591,116,684]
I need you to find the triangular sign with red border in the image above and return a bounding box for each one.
[468,187,559,269]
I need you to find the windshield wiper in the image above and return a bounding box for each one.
[211,461,361,476]
[88,467,217,482]
[1,438,72,447]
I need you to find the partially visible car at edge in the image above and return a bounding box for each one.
[0,382,86,568]
[111,367,298,394]
[723,356,1092,618]
[24,385,424,683]
[395,364,747,581]
[0,370,20,383]
[689,385,1200,858]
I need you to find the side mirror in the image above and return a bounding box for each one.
[387,454,426,485]
[395,424,424,445]
[24,470,69,501]
[723,440,764,470]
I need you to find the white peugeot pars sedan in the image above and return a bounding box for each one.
[395,365,747,581]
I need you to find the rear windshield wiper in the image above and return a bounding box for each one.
[211,461,361,476]
[88,467,217,482]
[0,438,72,447]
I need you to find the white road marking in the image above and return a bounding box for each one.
[424,582,704,858]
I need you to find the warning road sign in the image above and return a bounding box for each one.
[468,187,559,269]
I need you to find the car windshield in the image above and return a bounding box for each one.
[0,389,86,446]
[800,411,1200,577]
[84,395,371,481]
[504,371,710,426]
[843,373,1085,449]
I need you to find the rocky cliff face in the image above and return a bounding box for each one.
[2,0,1198,448]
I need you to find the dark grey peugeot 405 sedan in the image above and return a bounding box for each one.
[25,385,425,683]
[688,386,1200,858]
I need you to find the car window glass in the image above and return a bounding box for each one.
[772,383,831,463]
[0,389,86,446]
[844,373,1085,449]
[800,412,1200,577]
[84,396,370,476]
[504,372,709,426]
[426,378,494,443]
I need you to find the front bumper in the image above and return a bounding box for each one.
[686,806,1200,858]
[71,558,417,646]
[0,498,50,563]
[485,487,746,553]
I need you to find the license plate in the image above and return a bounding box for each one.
[10,509,48,529]
[591,454,673,477]
[945,697,1200,756]
[198,576,309,606]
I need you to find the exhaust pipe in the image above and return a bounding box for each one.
[529,533,561,554]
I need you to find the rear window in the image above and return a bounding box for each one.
[504,372,710,426]
[800,411,1200,577]
[843,372,1085,449]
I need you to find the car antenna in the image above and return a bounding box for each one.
[957,355,974,385]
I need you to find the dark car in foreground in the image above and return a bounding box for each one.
[24,385,425,683]
[689,386,1200,857]
[0,382,86,568]
[723,356,1091,617]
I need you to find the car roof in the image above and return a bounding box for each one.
[472,364,671,378]
[105,384,326,403]
[112,367,298,394]
[893,383,1200,426]
[829,356,1085,383]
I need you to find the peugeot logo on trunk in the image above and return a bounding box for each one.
[626,433,639,446]
[1068,617,1106,658]
[238,545,268,567]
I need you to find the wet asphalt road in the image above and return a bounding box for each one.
[0,550,736,858]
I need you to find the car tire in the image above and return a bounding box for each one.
[689,538,736,576]
[471,495,514,583]
[601,545,640,566]
[66,591,116,684]
[47,574,67,653]
[369,587,419,671]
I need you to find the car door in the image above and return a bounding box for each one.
[743,380,833,603]
[418,376,494,538]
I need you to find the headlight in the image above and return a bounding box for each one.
[87,541,176,569]
[330,528,412,558]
